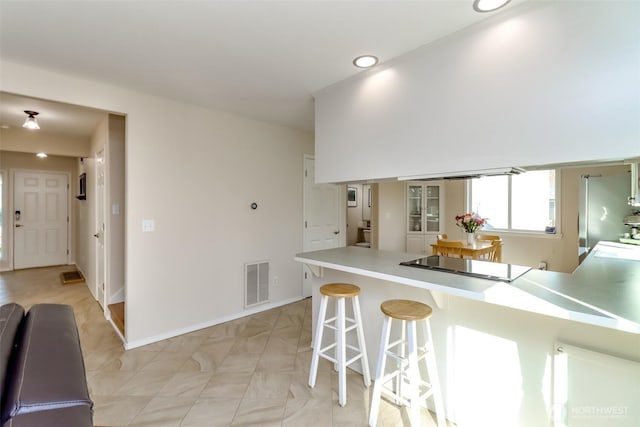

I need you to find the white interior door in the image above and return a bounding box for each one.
[96,150,106,307]
[13,171,68,269]
[302,156,343,296]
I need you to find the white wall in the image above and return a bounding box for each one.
[314,1,640,183]
[376,181,406,252]
[107,114,125,304]
[0,128,90,158]
[0,61,314,346]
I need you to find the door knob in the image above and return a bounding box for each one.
[334,230,340,235]
[93,233,100,238]
[15,224,23,228]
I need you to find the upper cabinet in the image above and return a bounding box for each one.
[406,181,444,253]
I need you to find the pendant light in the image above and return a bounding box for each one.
[22,110,40,130]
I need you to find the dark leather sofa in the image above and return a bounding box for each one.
[0,303,94,427]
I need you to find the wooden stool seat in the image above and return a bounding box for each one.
[320,283,361,298]
[381,299,432,321]
[309,282,370,407]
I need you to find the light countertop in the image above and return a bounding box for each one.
[295,241,640,334]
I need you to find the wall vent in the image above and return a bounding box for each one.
[245,261,269,308]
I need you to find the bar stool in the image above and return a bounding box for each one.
[369,299,445,427]
[308,283,371,407]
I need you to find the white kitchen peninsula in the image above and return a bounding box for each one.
[295,243,640,427]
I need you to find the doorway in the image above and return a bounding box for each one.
[0,92,126,340]
[345,183,373,248]
[302,156,344,296]
[13,170,69,269]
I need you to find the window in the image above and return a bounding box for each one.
[469,170,557,233]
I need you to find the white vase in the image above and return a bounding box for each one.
[466,232,475,246]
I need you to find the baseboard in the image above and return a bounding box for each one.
[124,295,305,350]
[107,315,126,346]
[108,286,125,304]
[74,265,97,300]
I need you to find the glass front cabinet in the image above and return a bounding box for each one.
[406,181,444,254]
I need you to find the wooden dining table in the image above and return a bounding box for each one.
[431,240,501,261]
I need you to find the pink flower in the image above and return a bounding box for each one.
[454,212,485,233]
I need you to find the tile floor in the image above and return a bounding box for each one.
[0,266,447,426]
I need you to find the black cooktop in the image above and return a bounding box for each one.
[400,255,532,282]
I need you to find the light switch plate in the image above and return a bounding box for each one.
[142,219,155,232]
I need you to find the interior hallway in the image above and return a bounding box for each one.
[0,266,446,426]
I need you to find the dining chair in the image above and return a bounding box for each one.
[476,235,503,262]
[490,240,503,262]
[432,240,463,258]
[476,234,500,241]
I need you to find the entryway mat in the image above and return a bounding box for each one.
[61,270,85,285]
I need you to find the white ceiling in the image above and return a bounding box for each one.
[0,92,108,138]
[0,0,525,138]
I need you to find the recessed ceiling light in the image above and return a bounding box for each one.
[353,55,379,69]
[36,152,48,158]
[473,0,511,13]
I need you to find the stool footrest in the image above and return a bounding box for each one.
[380,386,412,408]
[318,344,367,367]
[378,384,435,409]
[376,371,435,407]
[322,317,358,332]
[345,353,366,367]
[322,316,338,330]
[318,342,337,356]
[383,350,428,365]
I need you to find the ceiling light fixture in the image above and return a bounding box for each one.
[36,152,48,158]
[22,110,40,130]
[353,55,379,69]
[473,0,511,12]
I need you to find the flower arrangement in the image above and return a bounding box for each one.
[455,212,486,233]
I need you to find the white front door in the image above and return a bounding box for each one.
[302,156,344,296]
[95,150,106,308]
[13,171,69,269]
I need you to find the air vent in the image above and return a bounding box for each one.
[245,261,269,307]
